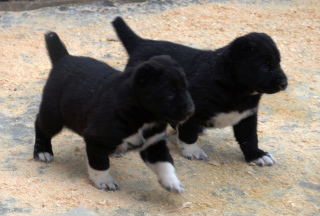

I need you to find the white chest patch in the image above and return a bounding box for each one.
[114,123,166,155]
[207,108,257,128]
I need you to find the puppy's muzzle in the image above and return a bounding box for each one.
[182,104,195,121]
[279,78,288,91]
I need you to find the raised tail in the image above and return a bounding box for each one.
[112,16,143,55]
[44,32,69,64]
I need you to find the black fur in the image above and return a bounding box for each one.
[112,17,288,165]
[34,32,194,192]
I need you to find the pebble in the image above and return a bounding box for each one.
[302,167,311,175]
[107,34,119,42]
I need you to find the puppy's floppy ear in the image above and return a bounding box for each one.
[133,62,160,90]
[222,34,259,71]
[229,36,257,58]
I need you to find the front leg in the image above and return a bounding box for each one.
[85,138,119,191]
[177,123,208,160]
[233,113,275,166]
[140,140,184,193]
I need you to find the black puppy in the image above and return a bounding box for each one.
[33,32,194,193]
[112,17,288,166]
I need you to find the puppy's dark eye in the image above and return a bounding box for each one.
[171,87,177,93]
[259,63,269,71]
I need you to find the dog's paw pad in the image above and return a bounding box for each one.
[159,175,184,194]
[179,143,208,160]
[36,152,54,162]
[251,153,275,166]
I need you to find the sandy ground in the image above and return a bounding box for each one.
[0,0,319,215]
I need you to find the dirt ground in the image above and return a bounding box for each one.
[0,0,319,215]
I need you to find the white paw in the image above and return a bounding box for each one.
[178,142,208,160]
[87,164,119,191]
[147,162,184,193]
[159,173,185,193]
[37,152,54,162]
[251,153,275,166]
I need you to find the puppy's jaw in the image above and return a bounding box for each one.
[163,102,195,125]
[146,162,184,193]
[252,71,288,95]
[87,163,119,191]
[166,116,190,125]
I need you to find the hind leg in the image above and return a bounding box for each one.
[33,108,64,162]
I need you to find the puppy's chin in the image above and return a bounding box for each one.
[259,87,286,95]
[163,115,190,125]
[255,83,287,95]
[254,77,288,95]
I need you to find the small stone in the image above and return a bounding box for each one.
[302,167,310,174]
[14,85,23,91]
[98,200,107,205]
[287,74,295,80]
[249,162,257,166]
[107,34,119,42]
[208,161,220,166]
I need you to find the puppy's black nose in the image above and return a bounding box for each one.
[185,106,195,119]
[279,78,288,90]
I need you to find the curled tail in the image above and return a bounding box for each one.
[44,32,69,64]
[112,16,143,55]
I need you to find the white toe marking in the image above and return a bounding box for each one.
[87,163,119,191]
[178,141,208,160]
[251,153,275,166]
[147,162,184,193]
[262,155,273,165]
[38,152,54,162]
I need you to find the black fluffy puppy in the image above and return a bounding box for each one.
[34,32,195,193]
[112,17,288,166]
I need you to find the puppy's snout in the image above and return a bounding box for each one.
[184,103,195,118]
[279,78,288,90]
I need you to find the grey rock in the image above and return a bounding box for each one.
[298,181,320,192]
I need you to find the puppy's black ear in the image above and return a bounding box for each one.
[230,36,257,58]
[133,62,160,90]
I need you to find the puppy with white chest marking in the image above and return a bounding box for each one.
[33,32,194,193]
[112,17,288,167]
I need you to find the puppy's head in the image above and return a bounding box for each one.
[226,32,288,94]
[132,55,195,124]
